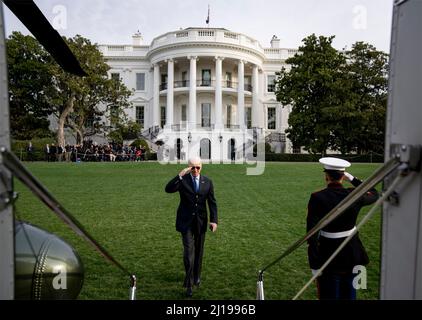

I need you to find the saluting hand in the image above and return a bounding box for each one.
[344,172,354,182]
[179,167,191,177]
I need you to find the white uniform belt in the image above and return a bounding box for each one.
[320,227,357,239]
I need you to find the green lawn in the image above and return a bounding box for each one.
[13,161,382,300]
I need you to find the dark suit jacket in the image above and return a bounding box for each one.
[307,178,379,273]
[165,174,218,234]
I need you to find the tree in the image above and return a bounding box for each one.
[7,33,132,145]
[108,120,141,145]
[50,35,132,145]
[6,32,55,139]
[275,35,388,155]
[276,34,345,154]
[338,42,388,154]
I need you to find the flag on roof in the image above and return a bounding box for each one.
[206,5,210,25]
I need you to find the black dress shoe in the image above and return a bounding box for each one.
[194,279,201,287]
[186,287,193,297]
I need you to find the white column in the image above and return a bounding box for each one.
[153,63,160,128]
[215,56,223,129]
[252,64,259,128]
[189,56,197,130]
[237,60,245,129]
[166,59,174,129]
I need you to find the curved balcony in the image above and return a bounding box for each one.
[159,80,253,94]
[148,28,265,58]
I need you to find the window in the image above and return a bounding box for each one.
[182,71,188,87]
[267,75,276,92]
[136,106,144,127]
[202,69,211,86]
[245,107,252,129]
[161,74,167,90]
[181,105,187,122]
[244,75,252,91]
[267,107,276,129]
[110,106,119,126]
[201,103,211,127]
[226,105,232,127]
[136,73,145,91]
[86,117,95,128]
[293,146,301,154]
[226,72,232,88]
[160,106,166,128]
[111,73,120,81]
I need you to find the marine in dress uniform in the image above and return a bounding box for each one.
[307,157,379,300]
[165,156,218,297]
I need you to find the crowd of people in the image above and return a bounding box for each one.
[41,140,147,162]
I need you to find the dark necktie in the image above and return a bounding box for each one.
[193,177,199,192]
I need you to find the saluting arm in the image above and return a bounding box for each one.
[165,167,192,193]
[165,176,181,193]
[346,173,379,205]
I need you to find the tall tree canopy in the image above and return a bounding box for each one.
[276,34,345,154]
[276,34,388,154]
[7,32,132,144]
[338,42,388,154]
[50,35,132,145]
[7,31,55,139]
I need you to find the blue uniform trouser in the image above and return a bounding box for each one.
[317,273,356,300]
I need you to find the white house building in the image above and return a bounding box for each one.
[98,28,298,162]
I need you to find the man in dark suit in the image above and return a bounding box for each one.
[307,157,379,300]
[165,156,218,298]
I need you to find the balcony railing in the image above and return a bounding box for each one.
[160,81,253,92]
[244,84,253,92]
[197,123,215,130]
[266,132,286,142]
[171,123,188,131]
[162,123,249,132]
[196,80,215,87]
[149,28,265,56]
[225,125,241,131]
[223,81,237,89]
[174,80,189,88]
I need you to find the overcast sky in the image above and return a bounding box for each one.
[3,0,394,52]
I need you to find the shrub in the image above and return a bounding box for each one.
[130,138,150,153]
[264,153,384,163]
[12,138,56,161]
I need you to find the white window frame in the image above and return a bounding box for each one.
[136,105,145,127]
[267,75,276,93]
[136,73,145,91]
[267,107,276,130]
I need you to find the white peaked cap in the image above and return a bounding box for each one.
[319,157,351,171]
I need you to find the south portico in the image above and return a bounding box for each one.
[99,28,295,157]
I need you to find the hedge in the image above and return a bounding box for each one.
[12,138,56,161]
[264,153,384,163]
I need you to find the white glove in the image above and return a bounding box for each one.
[311,269,322,277]
[344,172,354,181]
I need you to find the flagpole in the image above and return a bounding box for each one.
[206,4,210,28]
